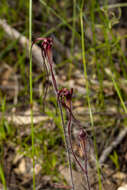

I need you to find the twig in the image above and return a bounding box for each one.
[99,127,127,164]
[0,111,49,126]
[12,75,19,113]
[0,19,70,69]
[0,19,43,68]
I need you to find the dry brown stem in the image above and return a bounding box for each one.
[0,19,43,68]
[99,127,127,164]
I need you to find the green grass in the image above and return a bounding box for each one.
[80,1,102,189]
[0,165,6,190]
[0,98,7,190]
[29,0,36,189]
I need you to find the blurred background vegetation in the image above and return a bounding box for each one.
[0,0,127,189]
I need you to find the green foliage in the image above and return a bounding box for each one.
[0,165,6,190]
[110,151,120,170]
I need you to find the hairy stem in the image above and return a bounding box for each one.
[67,105,91,190]
[58,102,75,190]
[47,48,75,190]
[67,107,86,173]
[80,137,90,190]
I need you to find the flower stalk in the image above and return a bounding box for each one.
[58,88,91,190]
[32,37,91,190]
[32,37,75,190]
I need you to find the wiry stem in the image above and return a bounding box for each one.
[83,147,90,190]
[46,50,58,93]
[67,107,86,173]
[32,37,75,190]
[67,106,91,190]
[47,55,75,190]
[58,102,75,190]
[57,87,91,190]
[79,130,91,190]
[84,149,90,190]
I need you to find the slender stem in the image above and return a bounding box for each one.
[29,0,35,189]
[0,165,6,190]
[68,109,86,173]
[67,103,91,189]
[0,97,7,190]
[58,102,75,190]
[80,1,102,189]
[32,37,75,190]
[46,48,75,190]
[112,76,127,114]
[85,161,90,190]
[80,137,90,190]
[47,55,58,93]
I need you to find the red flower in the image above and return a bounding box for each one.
[32,37,53,58]
[57,88,73,110]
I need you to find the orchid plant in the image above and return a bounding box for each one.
[32,37,91,190]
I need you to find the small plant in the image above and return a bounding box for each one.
[32,37,91,190]
[110,151,120,170]
[32,37,74,190]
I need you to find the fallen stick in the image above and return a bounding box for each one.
[99,127,127,164]
[0,19,43,68]
[0,111,49,125]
